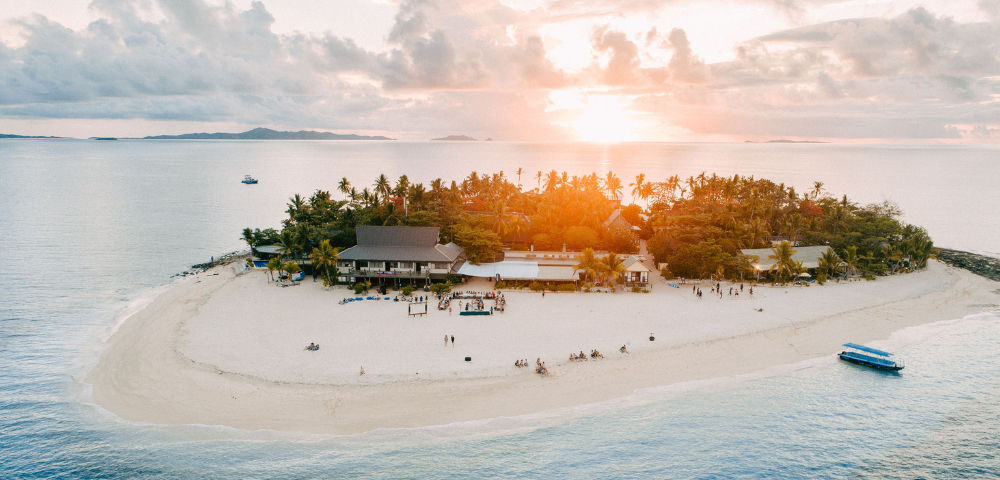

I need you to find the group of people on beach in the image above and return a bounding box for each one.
[692,282,753,300]
[569,350,605,361]
[514,358,548,375]
[439,291,506,314]
[304,343,320,351]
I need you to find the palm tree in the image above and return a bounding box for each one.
[489,201,525,239]
[277,230,298,261]
[294,223,312,255]
[601,252,627,285]
[574,248,599,283]
[516,167,523,190]
[535,171,542,189]
[241,228,258,248]
[602,172,623,201]
[266,257,282,283]
[768,241,797,283]
[310,240,339,286]
[283,261,301,281]
[629,173,645,203]
[811,181,825,199]
[841,245,860,278]
[826,205,850,234]
[361,187,377,208]
[782,213,805,245]
[790,259,806,281]
[286,194,306,223]
[374,174,391,202]
[818,248,843,278]
[544,170,560,192]
[337,177,351,200]
[745,219,770,248]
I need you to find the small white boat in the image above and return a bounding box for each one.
[242,175,258,184]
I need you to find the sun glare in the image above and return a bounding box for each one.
[570,95,645,142]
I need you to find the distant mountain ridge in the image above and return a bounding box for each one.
[431,135,477,141]
[143,127,393,140]
[0,134,62,139]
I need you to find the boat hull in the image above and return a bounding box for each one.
[839,353,903,371]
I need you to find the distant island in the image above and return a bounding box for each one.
[745,139,829,144]
[0,134,62,139]
[143,127,394,141]
[431,135,477,141]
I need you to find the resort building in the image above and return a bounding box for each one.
[604,209,642,233]
[456,246,652,286]
[456,247,580,283]
[336,226,464,286]
[622,256,652,286]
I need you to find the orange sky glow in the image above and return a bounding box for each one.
[0,0,997,142]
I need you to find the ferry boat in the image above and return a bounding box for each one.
[838,343,904,371]
[241,175,258,184]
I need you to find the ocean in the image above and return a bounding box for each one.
[1,139,998,478]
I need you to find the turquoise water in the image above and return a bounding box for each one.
[1,140,999,478]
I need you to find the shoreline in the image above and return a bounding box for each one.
[84,258,1000,435]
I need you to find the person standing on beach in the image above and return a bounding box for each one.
[445,335,448,346]
[449,307,452,315]
[360,366,365,376]
[451,335,455,346]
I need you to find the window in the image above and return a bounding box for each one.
[357,261,368,268]
[396,262,412,269]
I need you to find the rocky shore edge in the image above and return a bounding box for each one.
[171,250,250,278]
[936,248,1000,283]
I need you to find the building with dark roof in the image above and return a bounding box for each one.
[336,226,465,285]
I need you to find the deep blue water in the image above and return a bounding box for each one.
[1,139,999,478]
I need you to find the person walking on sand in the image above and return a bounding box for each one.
[445,335,448,346]
[451,335,455,346]
[360,366,365,376]
[449,306,452,315]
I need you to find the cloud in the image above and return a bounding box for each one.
[628,7,1000,139]
[0,0,573,138]
[665,28,708,83]
[0,0,997,141]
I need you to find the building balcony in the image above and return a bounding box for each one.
[342,269,430,279]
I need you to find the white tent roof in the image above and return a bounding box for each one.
[457,261,579,281]
[457,261,539,279]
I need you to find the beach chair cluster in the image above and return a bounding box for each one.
[338,296,391,305]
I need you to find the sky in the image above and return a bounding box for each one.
[0,0,998,142]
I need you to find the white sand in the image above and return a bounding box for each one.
[86,260,999,434]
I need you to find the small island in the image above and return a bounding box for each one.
[143,127,394,141]
[86,170,999,434]
[431,135,477,141]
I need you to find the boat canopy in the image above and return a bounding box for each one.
[842,343,892,357]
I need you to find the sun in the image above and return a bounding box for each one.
[570,95,645,142]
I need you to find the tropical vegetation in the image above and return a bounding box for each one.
[242,170,934,282]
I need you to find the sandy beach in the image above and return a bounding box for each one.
[85,260,1000,434]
